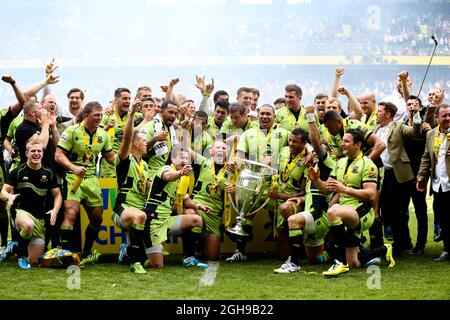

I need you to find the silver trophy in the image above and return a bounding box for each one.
[226,159,277,237]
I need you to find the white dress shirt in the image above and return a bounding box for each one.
[381,91,406,122]
[375,122,394,168]
[432,132,450,193]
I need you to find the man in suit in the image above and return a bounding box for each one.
[417,104,450,262]
[374,101,422,256]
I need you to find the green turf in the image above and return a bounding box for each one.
[0,199,449,300]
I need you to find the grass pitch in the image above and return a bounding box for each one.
[0,202,449,300]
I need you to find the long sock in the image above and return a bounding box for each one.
[358,246,387,265]
[288,229,303,266]
[18,229,32,257]
[44,214,60,249]
[143,219,152,248]
[129,224,145,264]
[329,222,346,264]
[0,215,8,247]
[84,223,100,253]
[313,251,330,264]
[369,218,384,249]
[182,228,201,258]
[60,226,74,251]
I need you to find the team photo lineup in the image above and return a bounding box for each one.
[0,62,448,276]
[0,2,448,300]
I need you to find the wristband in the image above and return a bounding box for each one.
[306,113,315,123]
[10,80,16,86]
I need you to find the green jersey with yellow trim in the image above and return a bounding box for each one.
[142,117,177,177]
[192,130,213,156]
[323,118,371,160]
[6,114,24,170]
[237,124,290,165]
[276,106,318,132]
[58,123,112,177]
[101,112,141,154]
[114,154,151,211]
[277,146,308,195]
[331,154,378,208]
[146,165,177,220]
[304,152,335,219]
[191,154,227,215]
[219,117,259,139]
[206,116,221,140]
[362,112,378,131]
[0,107,15,161]
[6,113,24,139]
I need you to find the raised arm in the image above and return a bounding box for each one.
[306,105,327,158]
[398,71,410,103]
[338,86,363,120]
[165,78,181,107]
[2,75,27,116]
[118,99,140,160]
[195,76,214,113]
[331,67,345,98]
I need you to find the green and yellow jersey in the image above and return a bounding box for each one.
[362,111,378,131]
[322,119,371,160]
[206,116,222,141]
[114,154,152,212]
[58,123,112,177]
[191,154,228,216]
[146,165,178,220]
[277,146,308,195]
[331,152,378,209]
[237,124,290,165]
[276,106,318,132]
[141,117,178,178]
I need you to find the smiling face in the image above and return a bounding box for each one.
[258,105,275,129]
[341,133,360,158]
[85,108,103,129]
[115,91,131,115]
[26,142,43,165]
[161,104,178,127]
[288,133,306,154]
[437,105,450,132]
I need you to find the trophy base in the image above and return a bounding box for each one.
[226,224,250,238]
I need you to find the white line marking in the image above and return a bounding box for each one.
[199,261,219,286]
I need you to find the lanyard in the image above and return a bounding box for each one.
[287,107,304,129]
[207,163,226,196]
[173,165,195,214]
[163,122,172,149]
[433,128,446,164]
[281,148,306,183]
[343,151,363,185]
[81,125,98,164]
[107,111,128,140]
[257,124,276,161]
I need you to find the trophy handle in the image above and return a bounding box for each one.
[227,193,239,214]
[246,198,271,219]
